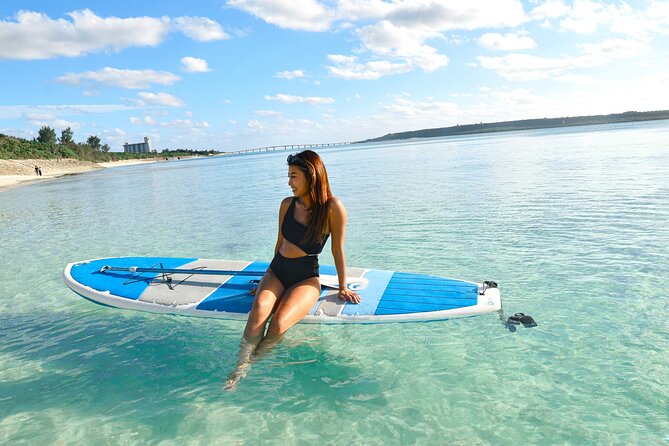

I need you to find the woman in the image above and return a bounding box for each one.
[225,150,359,389]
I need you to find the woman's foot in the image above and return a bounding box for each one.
[224,337,257,391]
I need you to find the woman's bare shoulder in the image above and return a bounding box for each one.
[327,196,346,215]
[278,196,293,215]
[328,196,343,206]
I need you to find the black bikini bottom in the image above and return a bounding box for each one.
[269,252,319,289]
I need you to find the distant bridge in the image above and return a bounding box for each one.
[228,141,355,155]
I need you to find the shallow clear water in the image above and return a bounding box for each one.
[1,121,668,444]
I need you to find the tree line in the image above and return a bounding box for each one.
[0,127,219,161]
[36,126,110,152]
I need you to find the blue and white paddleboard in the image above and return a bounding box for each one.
[63,257,501,324]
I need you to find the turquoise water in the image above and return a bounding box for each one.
[1,121,668,444]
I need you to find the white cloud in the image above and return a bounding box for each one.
[0,9,170,60]
[0,104,130,120]
[174,16,229,41]
[477,38,649,81]
[159,119,209,128]
[327,54,357,64]
[381,96,460,119]
[23,112,82,130]
[362,90,552,137]
[327,55,412,80]
[530,0,570,20]
[275,70,305,79]
[335,1,527,79]
[180,56,211,73]
[56,67,181,89]
[559,0,609,33]
[130,115,157,125]
[577,38,649,64]
[530,0,669,37]
[553,74,597,85]
[264,94,334,105]
[478,32,537,51]
[546,0,659,36]
[228,0,531,80]
[385,0,529,31]
[647,1,669,32]
[241,116,324,141]
[100,128,130,150]
[227,0,333,31]
[23,112,56,121]
[0,10,229,60]
[477,53,577,81]
[336,0,394,21]
[357,21,449,72]
[135,92,185,107]
[254,110,282,116]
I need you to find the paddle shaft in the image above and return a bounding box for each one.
[100,265,265,276]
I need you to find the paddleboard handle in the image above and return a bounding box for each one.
[100,265,140,273]
[479,280,497,295]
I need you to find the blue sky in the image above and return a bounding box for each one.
[1,0,668,151]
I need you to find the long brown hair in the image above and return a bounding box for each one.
[287,150,332,243]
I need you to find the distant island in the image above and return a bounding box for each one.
[362,110,669,143]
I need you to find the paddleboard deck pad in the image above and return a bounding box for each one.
[63,257,501,324]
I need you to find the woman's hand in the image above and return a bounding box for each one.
[249,286,257,296]
[338,288,360,304]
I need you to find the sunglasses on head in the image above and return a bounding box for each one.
[287,154,311,180]
[287,154,307,168]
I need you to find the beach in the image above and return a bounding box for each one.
[0,158,166,191]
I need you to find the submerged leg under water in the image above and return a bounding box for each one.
[224,331,286,391]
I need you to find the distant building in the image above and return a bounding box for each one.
[123,137,152,153]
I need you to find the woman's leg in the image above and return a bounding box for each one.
[243,270,285,342]
[225,270,284,390]
[253,277,321,358]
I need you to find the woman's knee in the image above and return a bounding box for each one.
[269,311,300,336]
[248,296,273,321]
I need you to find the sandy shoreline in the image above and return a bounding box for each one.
[0,158,171,192]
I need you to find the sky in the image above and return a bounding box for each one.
[1,0,668,151]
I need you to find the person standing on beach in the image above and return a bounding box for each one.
[225,150,360,390]
[34,165,39,175]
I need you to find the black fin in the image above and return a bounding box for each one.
[519,314,537,328]
[506,312,537,328]
[507,312,524,325]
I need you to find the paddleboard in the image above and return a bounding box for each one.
[63,257,501,324]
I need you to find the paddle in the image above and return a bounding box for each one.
[99,265,368,290]
[100,265,263,276]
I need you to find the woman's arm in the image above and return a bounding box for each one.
[329,197,360,304]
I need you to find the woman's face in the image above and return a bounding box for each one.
[288,165,309,197]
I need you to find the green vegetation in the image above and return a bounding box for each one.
[37,126,57,144]
[0,127,219,161]
[363,110,669,143]
[59,127,74,145]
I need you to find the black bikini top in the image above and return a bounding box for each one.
[282,198,329,255]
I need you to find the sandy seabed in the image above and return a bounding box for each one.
[0,158,161,191]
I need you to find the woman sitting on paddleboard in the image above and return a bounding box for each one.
[226,150,359,389]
